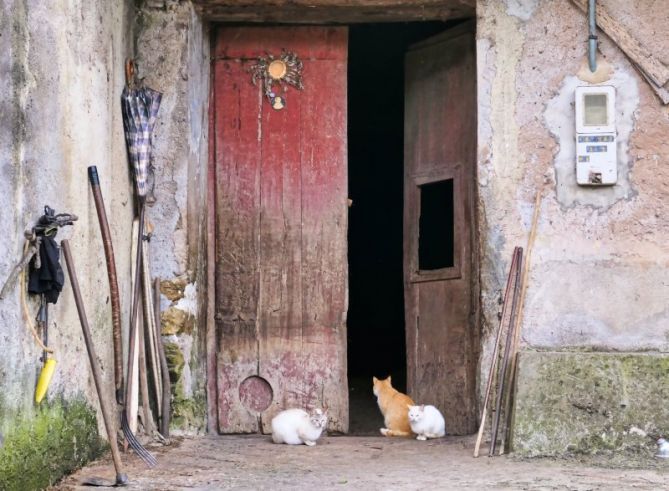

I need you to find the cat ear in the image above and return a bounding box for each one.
[387,375,392,384]
[373,376,378,383]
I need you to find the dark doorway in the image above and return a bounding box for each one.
[347,22,451,435]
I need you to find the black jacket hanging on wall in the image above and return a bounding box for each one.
[28,236,65,304]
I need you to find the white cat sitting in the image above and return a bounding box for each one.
[407,404,446,441]
[271,408,328,446]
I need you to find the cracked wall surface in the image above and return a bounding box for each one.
[0,0,135,486]
[478,0,669,455]
[134,0,210,435]
[477,0,669,357]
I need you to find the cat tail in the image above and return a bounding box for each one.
[382,429,412,437]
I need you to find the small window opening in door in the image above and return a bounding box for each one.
[418,179,455,271]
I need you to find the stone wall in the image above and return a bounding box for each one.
[0,0,135,487]
[477,0,669,455]
[513,352,669,459]
[134,0,210,434]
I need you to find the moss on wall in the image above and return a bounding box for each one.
[164,341,205,432]
[0,396,105,491]
[171,394,206,432]
[512,352,669,461]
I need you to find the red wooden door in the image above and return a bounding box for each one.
[212,27,349,434]
[403,22,478,435]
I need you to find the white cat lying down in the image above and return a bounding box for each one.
[271,408,328,446]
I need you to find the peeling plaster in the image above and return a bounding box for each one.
[505,0,538,21]
[175,282,198,316]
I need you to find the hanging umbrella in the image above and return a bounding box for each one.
[120,59,161,468]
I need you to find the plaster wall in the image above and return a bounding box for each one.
[0,0,135,484]
[476,0,669,364]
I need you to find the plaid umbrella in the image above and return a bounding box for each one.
[121,82,162,201]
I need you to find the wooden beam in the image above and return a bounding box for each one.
[193,0,474,23]
[571,0,669,87]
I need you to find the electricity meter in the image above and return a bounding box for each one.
[575,85,616,186]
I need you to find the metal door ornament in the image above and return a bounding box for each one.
[249,51,304,110]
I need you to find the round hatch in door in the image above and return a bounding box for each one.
[239,376,273,412]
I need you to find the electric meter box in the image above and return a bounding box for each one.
[575,85,617,186]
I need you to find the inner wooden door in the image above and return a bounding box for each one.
[212,27,349,434]
[403,21,478,435]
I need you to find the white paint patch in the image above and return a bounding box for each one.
[505,0,538,21]
[175,281,197,315]
[545,70,639,208]
[175,334,194,398]
[477,37,494,188]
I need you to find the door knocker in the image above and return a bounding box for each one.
[249,51,304,110]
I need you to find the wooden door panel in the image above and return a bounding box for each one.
[213,27,348,434]
[256,77,305,432]
[298,56,349,432]
[214,57,262,433]
[404,22,478,435]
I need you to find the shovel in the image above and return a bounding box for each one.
[61,240,128,486]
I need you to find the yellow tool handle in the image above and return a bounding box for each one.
[35,358,57,404]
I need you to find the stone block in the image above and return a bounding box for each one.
[511,351,669,457]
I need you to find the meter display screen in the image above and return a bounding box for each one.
[583,94,608,126]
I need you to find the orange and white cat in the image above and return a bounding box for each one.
[372,375,415,437]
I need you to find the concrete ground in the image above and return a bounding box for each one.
[54,434,669,491]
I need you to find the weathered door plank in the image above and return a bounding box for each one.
[214,57,263,433]
[403,22,478,435]
[299,53,349,432]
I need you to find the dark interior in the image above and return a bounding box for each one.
[346,22,451,435]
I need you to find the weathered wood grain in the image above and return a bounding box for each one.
[195,0,474,23]
[214,56,263,433]
[403,22,478,435]
[299,52,349,433]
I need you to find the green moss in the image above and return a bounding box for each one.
[512,352,669,461]
[163,342,206,432]
[164,342,185,386]
[0,397,105,491]
[171,393,206,433]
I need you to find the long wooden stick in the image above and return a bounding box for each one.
[61,240,128,485]
[138,292,156,434]
[88,166,124,404]
[473,247,521,457]
[489,248,523,456]
[0,239,38,300]
[127,217,141,437]
[141,235,162,414]
[499,192,542,454]
[154,277,172,437]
